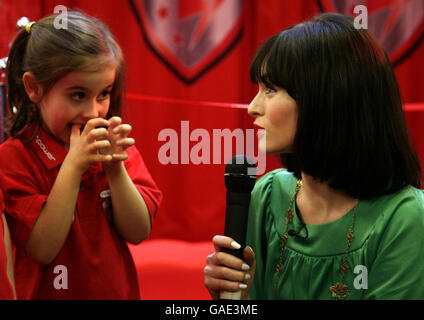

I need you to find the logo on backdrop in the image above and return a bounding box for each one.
[129,0,243,84]
[318,0,424,66]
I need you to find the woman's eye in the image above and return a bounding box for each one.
[265,86,276,94]
[71,92,86,101]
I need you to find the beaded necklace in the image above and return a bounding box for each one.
[274,179,357,300]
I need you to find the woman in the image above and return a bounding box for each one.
[204,13,424,300]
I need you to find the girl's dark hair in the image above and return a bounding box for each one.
[250,13,421,199]
[6,11,125,138]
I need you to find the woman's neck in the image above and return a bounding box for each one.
[296,172,359,225]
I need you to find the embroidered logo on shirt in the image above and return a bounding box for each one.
[100,189,111,198]
[35,135,56,161]
[100,189,113,226]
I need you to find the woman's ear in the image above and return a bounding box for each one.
[22,72,43,103]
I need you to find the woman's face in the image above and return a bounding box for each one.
[37,67,116,145]
[248,82,298,153]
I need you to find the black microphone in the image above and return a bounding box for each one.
[288,224,308,239]
[220,155,256,300]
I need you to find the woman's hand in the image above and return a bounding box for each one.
[204,235,256,300]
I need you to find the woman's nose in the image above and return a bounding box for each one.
[247,93,264,118]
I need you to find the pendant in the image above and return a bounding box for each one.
[329,282,349,300]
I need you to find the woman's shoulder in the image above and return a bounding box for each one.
[371,186,424,219]
[252,168,296,196]
[363,186,424,241]
[386,186,424,226]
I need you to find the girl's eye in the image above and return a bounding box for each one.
[71,92,86,101]
[97,91,111,101]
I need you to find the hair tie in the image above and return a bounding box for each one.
[26,21,36,34]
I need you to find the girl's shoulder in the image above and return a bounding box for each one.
[0,137,25,152]
[0,138,41,182]
[0,137,30,164]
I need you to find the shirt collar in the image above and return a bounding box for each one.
[27,125,68,169]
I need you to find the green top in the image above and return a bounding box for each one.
[246,169,424,300]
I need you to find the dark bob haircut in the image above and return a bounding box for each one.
[250,13,421,199]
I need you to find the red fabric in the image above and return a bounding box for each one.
[129,239,213,300]
[0,190,14,300]
[0,126,161,299]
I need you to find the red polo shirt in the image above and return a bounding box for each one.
[0,125,162,299]
[0,189,14,299]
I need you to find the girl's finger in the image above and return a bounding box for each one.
[108,116,122,128]
[112,124,132,135]
[83,118,109,134]
[87,128,109,143]
[70,124,82,138]
[115,138,135,147]
[111,153,129,161]
[92,140,111,152]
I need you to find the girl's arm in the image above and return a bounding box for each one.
[25,118,112,265]
[3,214,17,299]
[103,117,151,244]
[24,160,82,265]
[105,162,151,244]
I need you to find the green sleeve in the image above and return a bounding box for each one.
[246,169,279,299]
[365,190,424,299]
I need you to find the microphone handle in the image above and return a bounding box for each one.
[221,191,251,300]
[222,192,250,259]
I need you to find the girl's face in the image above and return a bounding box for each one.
[37,67,116,145]
[248,82,298,153]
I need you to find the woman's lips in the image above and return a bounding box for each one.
[253,123,265,137]
[253,122,264,130]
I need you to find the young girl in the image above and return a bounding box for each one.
[0,11,162,299]
[204,13,424,300]
[0,188,16,299]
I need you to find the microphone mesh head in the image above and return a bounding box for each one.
[225,155,256,192]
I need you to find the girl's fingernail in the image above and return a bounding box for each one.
[239,284,248,289]
[244,273,251,280]
[231,241,241,249]
[242,263,250,271]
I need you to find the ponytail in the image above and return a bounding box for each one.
[6,27,40,138]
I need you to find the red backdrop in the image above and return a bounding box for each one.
[1,0,423,242]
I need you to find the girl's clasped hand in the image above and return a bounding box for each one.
[67,116,135,173]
